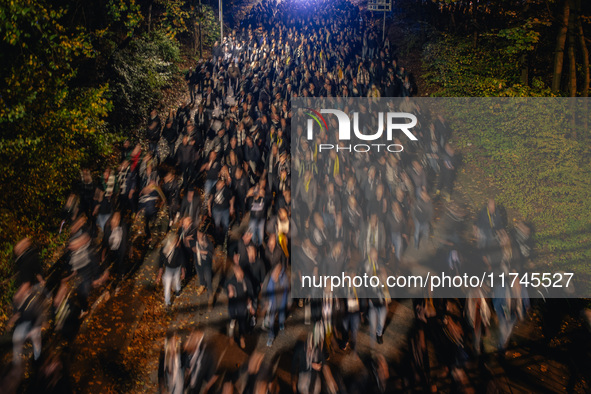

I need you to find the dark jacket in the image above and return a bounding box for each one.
[413,198,433,225]
[15,247,42,287]
[226,275,254,317]
[179,194,201,223]
[159,245,183,270]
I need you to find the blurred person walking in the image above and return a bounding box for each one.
[157,234,185,308]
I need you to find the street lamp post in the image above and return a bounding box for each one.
[219,0,223,42]
[368,0,391,43]
[383,8,386,42]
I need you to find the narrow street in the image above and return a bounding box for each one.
[1,0,590,393]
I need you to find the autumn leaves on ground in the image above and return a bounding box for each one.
[72,270,170,393]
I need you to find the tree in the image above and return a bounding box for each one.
[407,0,589,96]
[552,0,570,92]
[0,0,113,247]
[575,0,589,97]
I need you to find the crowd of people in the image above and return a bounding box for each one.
[4,0,589,393]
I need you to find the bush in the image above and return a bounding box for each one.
[0,244,16,328]
[108,30,181,133]
[422,34,553,97]
[421,31,591,281]
[446,98,591,281]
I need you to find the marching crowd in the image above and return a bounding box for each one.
[4,0,586,393]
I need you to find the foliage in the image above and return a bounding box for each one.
[496,17,549,56]
[446,99,591,285]
[197,5,222,49]
[0,0,209,320]
[415,0,590,278]
[156,0,220,55]
[0,0,113,244]
[0,244,16,328]
[106,0,143,37]
[422,34,554,97]
[0,1,118,325]
[158,0,192,39]
[108,30,181,132]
